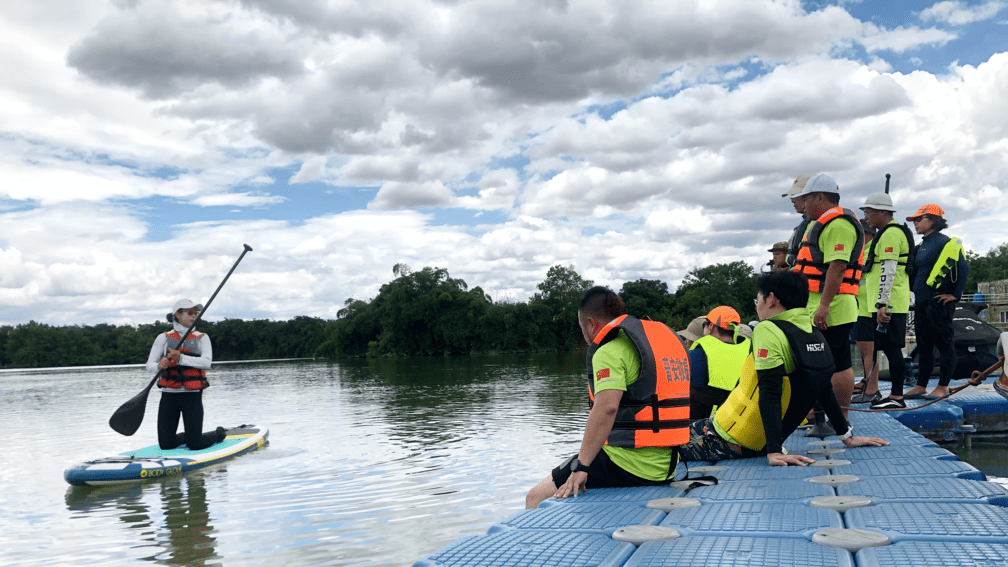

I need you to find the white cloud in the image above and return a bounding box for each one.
[190,192,286,207]
[289,156,328,184]
[920,1,1007,25]
[2,1,1008,327]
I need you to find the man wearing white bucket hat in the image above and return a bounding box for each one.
[856,193,915,410]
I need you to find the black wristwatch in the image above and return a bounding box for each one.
[570,458,591,474]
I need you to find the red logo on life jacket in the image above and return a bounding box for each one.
[834,243,844,252]
[885,247,893,253]
[596,369,610,381]
[757,348,769,359]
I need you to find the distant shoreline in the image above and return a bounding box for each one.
[0,358,317,374]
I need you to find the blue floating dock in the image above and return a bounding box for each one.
[659,501,843,539]
[684,479,834,503]
[846,502,1008,543]
[415,383,1008,567]
[625,536,855,567]
[857,541,1008,567]
[414,531,636,567]
[489,503,665,536]
[537,485,686,507]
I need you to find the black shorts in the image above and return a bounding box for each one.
[851,316,875,342]
[550,451,674,489]
[822,322,854,372]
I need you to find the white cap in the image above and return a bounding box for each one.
[790,173,839,199]
[860,192,895,212]
[172,298,204,313]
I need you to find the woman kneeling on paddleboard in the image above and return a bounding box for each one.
[145,299,226,450]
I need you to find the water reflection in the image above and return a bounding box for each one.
[65,474,221,566]
[331,352,590,453]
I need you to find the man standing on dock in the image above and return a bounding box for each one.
[789,173,864,420]
[857,193,914,410]
[525,287,690,508]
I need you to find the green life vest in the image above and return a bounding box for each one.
[690,334,752,391]
[925,237,964,292]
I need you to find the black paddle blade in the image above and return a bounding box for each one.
[109,376,157,436]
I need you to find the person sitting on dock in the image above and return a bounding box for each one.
[679,271,888,466]
[688,306,751,421]
[525,287,690,508]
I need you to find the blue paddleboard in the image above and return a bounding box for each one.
[64,425,268,486]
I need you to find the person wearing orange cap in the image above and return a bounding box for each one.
[902,204,969,400]
[687,306,751,420]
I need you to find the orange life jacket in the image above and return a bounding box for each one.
[157,330,210,391]
[586,315,691,448]
[792,206,865,295]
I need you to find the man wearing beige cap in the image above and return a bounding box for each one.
[767,241,789,271]
[782,174,813,268]
[677,316,706,349]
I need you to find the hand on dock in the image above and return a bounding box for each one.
[553,471,588,500]
[767,452,814,466]
[842,436,889,448]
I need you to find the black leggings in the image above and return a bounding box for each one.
[158,391,218,451]
[915,300,956,389]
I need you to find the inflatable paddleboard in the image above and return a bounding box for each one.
[64,425,268,486]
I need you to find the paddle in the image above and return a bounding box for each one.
[109,244,253,436]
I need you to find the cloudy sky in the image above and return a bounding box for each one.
[2,0,1007,326]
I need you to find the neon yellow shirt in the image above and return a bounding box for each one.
[859,220,911,316]
[805,215,859,326]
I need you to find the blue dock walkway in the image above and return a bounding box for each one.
[415,385,1008,567]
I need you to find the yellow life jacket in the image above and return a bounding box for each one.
[925,237,964,292]
[689,334,751,392]
[713,355,791,450]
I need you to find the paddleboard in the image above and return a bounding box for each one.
[64,424,268,486]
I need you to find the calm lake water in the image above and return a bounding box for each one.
[0,354,593,567]
[2,355,1005,566]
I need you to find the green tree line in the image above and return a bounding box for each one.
[0,260,757,368]
[315,262,757,358]
[5,242,1004,368]
[966,242,1008,294]
[0,316,329,369]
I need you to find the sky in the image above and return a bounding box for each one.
[2,0,1007,326]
